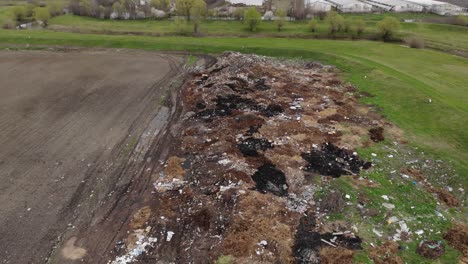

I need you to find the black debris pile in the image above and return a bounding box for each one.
[251,163,288,196]
[301,143,372,177]
[293,213,362,264]
[262,103,284,117]
[238,137,273,157]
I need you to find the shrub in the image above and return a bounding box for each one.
[308,19,317,32]
[244,7,261,32]
[377,16,400,41]
[343,18,351,33]
[275,8,286,32]
[11,6,26,22]
[453,15,468,27]
[34,7,51,26]
[325,11,344,34]
[354,18,366,35]
[405,36,425,49]
[48,1,64,17]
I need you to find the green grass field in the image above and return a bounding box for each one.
[0,19,466,262]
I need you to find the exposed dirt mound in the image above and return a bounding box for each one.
[416,240,445,260]
[369,241,403,264]
[301,143,372,177]
[444,223,468,256]
[369,127,385,142]
[428,187,460,207]
[319,246,355,264]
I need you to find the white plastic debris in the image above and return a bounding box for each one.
[415,230,424,235]
[345,194,351,199]
[371,153,377,157]
[372,228,383,237]
[383,203,395,209]
[387,216,399,224]
[166,231,174,242]
[382,195,389,201]
[258,240,268,247]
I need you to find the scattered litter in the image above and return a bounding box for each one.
[381,195,389,201]
[382,203,395,210]
[372,228,383,237]
[166,231,174,242]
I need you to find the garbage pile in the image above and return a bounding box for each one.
[112,52,404,263]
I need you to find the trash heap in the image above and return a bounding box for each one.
[113,52,402,263]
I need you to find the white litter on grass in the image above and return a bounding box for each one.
[382,203,395,209]
[166,231,175,242]
[382,195,389,201]
[372,228,383,237]
[388,155,394,158]
[111,233,157,264]
[415,230,424,235]
[371,153,377,157]
[345,194,351,199]
[393,222,411,241]
[387,216,399,224]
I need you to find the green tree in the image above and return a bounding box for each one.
[325,11,344,34]
[308,18,317,32]
[11,6,26,22]
[244,7,261,32]
[454,15,468,27]
[354,18,365,35]
[112,2,125,17]
[176,0,196,20]
[343,18,351,33]
[190,0,206,33]
[34,7,51,26]
[48,1,64,17]
[377,16,400,41]
[275,8,286,32]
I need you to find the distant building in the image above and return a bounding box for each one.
[404,0,465,15]
[307,0,334,12]
[324,0,373,12]
[361,0,424,12]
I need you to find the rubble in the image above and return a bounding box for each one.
[110,52,411,262]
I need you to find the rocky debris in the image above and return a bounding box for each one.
[301,143,372,177]
[416,240,445,259]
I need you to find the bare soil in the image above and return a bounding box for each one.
[0,50,184,264]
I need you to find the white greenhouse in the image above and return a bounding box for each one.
[324,0,373,12]
[363,0,424,12]
[404,0,465,15]
[307,0,334,12]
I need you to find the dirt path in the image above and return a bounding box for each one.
[0,50,184,264]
